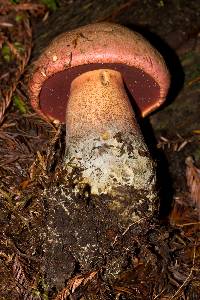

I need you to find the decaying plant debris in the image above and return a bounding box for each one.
[0,1,200,299]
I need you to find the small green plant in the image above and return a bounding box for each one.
[1,42,25,62]
[1,44,12,63]
[40,0,58,11]
[13,94,28,114]
[14,41,25,55]
[10,0,20,3]
[157,0,164,7]
[15,14,24,22]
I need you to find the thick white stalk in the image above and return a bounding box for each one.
[65,69,157,223]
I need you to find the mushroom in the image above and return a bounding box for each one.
[29,23,170,227]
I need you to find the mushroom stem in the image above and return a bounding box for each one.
[65,69,156,211]
[66,69,138,143]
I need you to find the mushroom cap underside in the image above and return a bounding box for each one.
[29,22,170,122]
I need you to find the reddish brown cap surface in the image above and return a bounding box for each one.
[29,22,170,123]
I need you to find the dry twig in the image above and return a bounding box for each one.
[157,134,191,152]
[169,242,197,299]
[185,156,200,213]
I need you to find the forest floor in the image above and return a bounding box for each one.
[0,0,200,299]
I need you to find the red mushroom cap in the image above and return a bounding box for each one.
[29,22,170,123]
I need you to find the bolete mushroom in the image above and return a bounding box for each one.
[30,23,170,288]
[29,22,170,227]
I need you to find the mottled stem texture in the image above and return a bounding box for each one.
[65,69,157,226]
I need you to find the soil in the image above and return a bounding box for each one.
[0,0,200,299]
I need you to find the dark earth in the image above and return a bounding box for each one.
[0,1,200,299]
